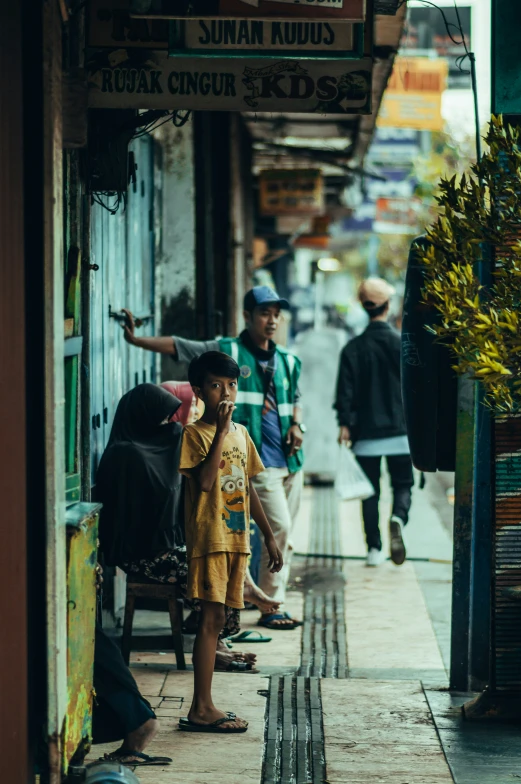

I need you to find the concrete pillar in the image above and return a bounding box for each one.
[153,120,196,380]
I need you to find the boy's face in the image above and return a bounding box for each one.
[194,373,238,412]
[244,304,281,342]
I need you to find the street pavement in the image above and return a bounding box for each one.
[89,472,456,782]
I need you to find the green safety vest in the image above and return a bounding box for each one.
[219,336,303,474]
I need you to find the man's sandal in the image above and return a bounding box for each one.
[257,612,302,630]
[179,712,248,734]
[101,750,172,767]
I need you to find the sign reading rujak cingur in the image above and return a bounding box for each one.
[87,50,372,113]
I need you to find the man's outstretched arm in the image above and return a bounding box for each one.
[122,309,177,355]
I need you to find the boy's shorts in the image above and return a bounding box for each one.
[187,552,248,609]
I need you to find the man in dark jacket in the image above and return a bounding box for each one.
[334,278,413,567]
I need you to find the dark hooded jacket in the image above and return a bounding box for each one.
[96,383,185,566]
[334,321,406,441]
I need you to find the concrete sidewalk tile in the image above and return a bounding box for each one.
[131,668,168,696]
[344,561,446,673]
[321,680,452,783]
[233,592,304,670]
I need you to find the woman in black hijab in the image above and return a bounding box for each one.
[97,383,185,567]
[97,384,255,671]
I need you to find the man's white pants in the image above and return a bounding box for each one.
[252,467,303,605]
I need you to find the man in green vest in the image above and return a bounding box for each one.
[122,286,305,630]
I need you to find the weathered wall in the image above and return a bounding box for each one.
[153,120,197,380]
[0,3,28,780]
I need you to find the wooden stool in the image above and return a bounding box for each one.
[122,578,186,670]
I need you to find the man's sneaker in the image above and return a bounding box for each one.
[366,548,385,567]
[390,516,406,565]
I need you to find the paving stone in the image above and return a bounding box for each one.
[321,680,453,783]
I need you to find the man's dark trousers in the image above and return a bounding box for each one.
[356,455,414,552]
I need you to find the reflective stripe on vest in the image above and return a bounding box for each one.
[236,390,264,406]
[278,402,294,417]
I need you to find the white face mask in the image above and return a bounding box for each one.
[159,416,170,425]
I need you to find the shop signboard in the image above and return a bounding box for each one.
[329,168,416,238]
[374,196,421,234]
[259,169,324,216]
[216,0,365,21]
[377,56,448,132]
[366,128,420,165]
[88,0,359,54]
[87,50,372,113]
[122,0,366,22]
[400,5,471,89]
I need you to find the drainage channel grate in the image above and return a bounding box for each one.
[262,488,344,784]
[263,675,326,784]
[301,486,348,679]
[308,485,343,567]
[300,591,348,678]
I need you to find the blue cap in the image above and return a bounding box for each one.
[243,286,290,312]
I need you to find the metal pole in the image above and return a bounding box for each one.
[468,52,481,164]
[467,50,493,690]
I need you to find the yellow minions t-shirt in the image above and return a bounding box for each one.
[180,420,265,560]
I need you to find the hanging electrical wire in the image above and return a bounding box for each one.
[399,0,481,161]
[131,109,192,139]
[173,110,192,127]
[90,110,193,214]
[91,191,127,216]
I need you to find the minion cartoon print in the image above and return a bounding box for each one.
[220,463,247,533]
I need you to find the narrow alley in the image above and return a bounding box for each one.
[5,1,521,783]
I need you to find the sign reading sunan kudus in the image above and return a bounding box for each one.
[184,19,354,49]
[87,49,372,113]
[89,0,357,52]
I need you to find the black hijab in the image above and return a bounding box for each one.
[96,383,185,567]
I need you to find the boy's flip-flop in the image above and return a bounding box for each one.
[101,750,173,767]
[258,612,300,630]
[228,630,272,643]
[179,712,248,734]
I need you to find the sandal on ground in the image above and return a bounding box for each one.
[258,612,300,630]
[179,712,248,734]
[282,612,303,627]
[228,630,272,644]
[101,750,172,767]
[215,658,259,673]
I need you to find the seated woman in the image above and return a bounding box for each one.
[96,383,261,671]
[93,622,172,767]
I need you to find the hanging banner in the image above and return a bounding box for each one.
[377,56,448,131]
[374,197,421,234]
[89,5,356,51]
[216,0,365,20]
[182,19,355,49]
[259,169,324,215]
[125,0,366,22]
[87,50,372,113]
[88,0,357,52]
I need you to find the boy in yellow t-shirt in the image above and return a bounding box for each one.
[179,351,283,734]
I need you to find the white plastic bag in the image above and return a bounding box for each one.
[334,444,375,501]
